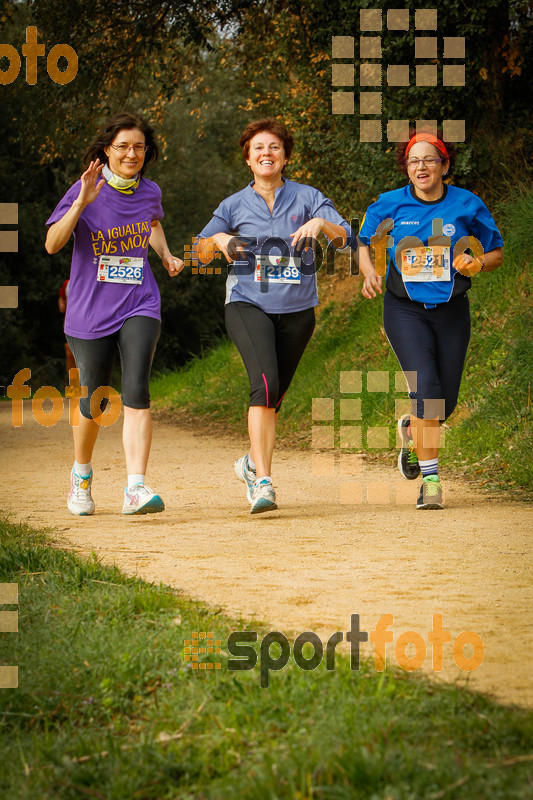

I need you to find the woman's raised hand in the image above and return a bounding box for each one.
[45,159,105,254]
[78,159,105,206]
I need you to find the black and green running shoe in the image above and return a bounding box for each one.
[416,475,444,509]
[397,414,421,480]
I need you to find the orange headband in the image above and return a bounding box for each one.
[405,133,449,159]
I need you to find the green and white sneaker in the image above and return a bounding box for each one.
[122,484,165,515]
[398,415,421,480]
[234,455,257,503]
[417,475,444,510]
[250,477,277,514]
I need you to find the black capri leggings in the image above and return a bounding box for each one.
[66,315,161,420]
[225,301,315,411]
[383,291,471,421]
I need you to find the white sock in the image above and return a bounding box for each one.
[248,456,257,472]
[419,458,438,477]
[74,461,91,477]
[128,474,145,489]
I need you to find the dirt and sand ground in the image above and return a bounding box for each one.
[1,402,532,707]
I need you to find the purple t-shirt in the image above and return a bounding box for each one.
[46,178,164,338]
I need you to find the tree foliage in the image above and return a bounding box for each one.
[1,0,532,386]
[226,0,533,210]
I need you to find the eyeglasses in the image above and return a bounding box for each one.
[109,144,148,154]
[405,157,444,168]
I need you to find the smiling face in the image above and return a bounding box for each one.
[406,142,449,200]
[246,131,288,184]
[104,128,146,180]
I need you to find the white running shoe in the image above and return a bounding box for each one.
[122,484,165,515]
[250,477,277,514]
[67,469,95,516]
[234,454,257,503]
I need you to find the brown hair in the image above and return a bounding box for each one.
[396,128,456,177]
[238,118,294,163]
[84,112,159,177]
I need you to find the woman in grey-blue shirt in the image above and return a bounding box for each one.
[198,117,353,514]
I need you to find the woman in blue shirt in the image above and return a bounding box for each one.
[198,118,353,514]
[358,131,504,509]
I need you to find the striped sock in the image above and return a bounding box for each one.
[419,458,438,477]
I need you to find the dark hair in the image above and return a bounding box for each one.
[84,112,159,177]
[238,118,294,163]
[396,128,456,177]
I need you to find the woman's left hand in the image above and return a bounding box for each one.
[453,252,483,277]
[162,254,184,277]
[291,218,325,251]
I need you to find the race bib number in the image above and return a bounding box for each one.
[401,246,451,282]
[255,255,301,284]
[98,256,144,284]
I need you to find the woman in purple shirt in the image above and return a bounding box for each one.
[46,112,183,516]
[198,118,353,514]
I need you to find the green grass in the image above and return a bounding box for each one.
[1,515,533,798]
[151,187,533,495]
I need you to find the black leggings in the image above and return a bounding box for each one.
[66,316,161,420]
[225,302,315,411]
[383,291,471,421]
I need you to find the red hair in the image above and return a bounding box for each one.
[238,118,294,162]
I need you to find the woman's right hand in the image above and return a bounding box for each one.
[211,233,246,262]
[78,159,105,206]
[357,245,383,299]
[46,160,105,254]
[361,269,383,299]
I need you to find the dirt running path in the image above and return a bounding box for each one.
[1,403,532,707]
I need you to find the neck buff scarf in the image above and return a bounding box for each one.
[405,133,449,160]
[102,163,140,194]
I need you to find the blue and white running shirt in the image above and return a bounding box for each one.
[358,184,504,306]
[198,178,354,313]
